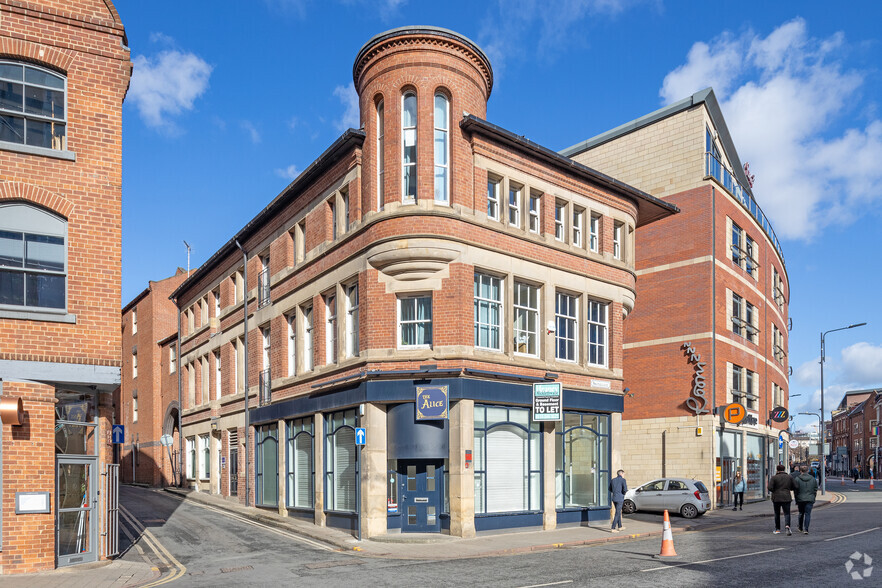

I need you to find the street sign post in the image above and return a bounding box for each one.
[355,427,366,445]
[111,424,125,444]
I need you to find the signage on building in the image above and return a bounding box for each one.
[789,439,799,449]
[415,385,448,420]
[532,382,562,421]
[770,407,789,423]
[741,412,759,428]
[682,342,709,415]
[590,379,611,389]
[722,402,746,424]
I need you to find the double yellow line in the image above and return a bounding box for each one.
[119,504,186,586]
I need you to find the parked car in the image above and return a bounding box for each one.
[622,477,711,518]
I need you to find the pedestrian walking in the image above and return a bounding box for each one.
[769,464,795,535]
[609,469,627,533]
[732,473,746,511]
[794,464,818,534]
[852,467,860,484]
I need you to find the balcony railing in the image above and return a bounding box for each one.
[705,152,784,266]
[259,368,271,406]
[258,269,270,308]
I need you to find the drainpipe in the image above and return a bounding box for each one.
[176,299,182,487]
[711,186,718,506]
[235,240,250,507]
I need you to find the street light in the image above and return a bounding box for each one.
[820,322,867,495]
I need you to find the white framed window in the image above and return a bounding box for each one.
[214,288,221,318]
[132,351,138,378]
[0,203,68,310]
[513,282,539,357]
[572,208,583,248]
[434,93,449,204]
[487,177,500,220]
[613,222,622,260]
[554,201,565,241]
[398,294,432,348]
[341,189,349,233]
[732,293,743,337]
[586,299,608,367]
[261,326,271,370]
[214,350,221,400]
[555,292,578,362]
[132,308,137,334]
[528,192,541,233]
[345,283,359,358]
[170,347,176,374]
[508,184,521,227]
[474,273,502,351]
[589,213,599,253]
[302,304,314,371]
[329,199,337,241]
[402,92,417,202]
[325,294,337,364]
[186,437,196,479]
[287,313,296,376]
[377,100,385,211]
[132,396,138,423]
[200,434,210,480]
[0,61,67,151]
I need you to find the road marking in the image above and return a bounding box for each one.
[641,547,787,572]
[120,504,187,586]
[824,527,880,542]
[517,581,574,588]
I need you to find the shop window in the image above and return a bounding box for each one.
[586,299,608,367]
[0,61,67,152]
[255,425,279,506]
[0,202,67,310]
[402,92,417,203]
[474,273,501,351]
[555,292,578,362]
[555,412,610,509]
[286,418,314,509]
[513,281,539,356]
[325,409,357,511]
[434,93,449,204]
[398,294,432,348]
[473,405,541,514]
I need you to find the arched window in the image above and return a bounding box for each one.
[325,409,357,511]
[0,61,67,151]
[433,93,449,204]
[0,202,67,310]
[376,99,385,211]
[255,425,279,507]
[286,418,314,509]
[401,92,417,202]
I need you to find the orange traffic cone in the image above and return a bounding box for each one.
[658,509,678,557]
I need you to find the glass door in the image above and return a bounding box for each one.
[56,456,98,566]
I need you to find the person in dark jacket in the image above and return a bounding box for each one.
[608,470,627,532]
[769,464,795,535]
[793,464,819,534]
[852,467,860,483]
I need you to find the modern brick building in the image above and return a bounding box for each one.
[830,388,881,477]
[562,89,791,507]
[161,26,676,538]
[119,269,187,487]
[0,0,131,573]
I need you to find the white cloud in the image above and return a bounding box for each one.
[148,32,176,46]
[240,120,261,144]
[129,50,212,131]
[839,342,882,385]
[275,164,301,180]
[333,82,360,132]
[794,357,820,387]
[660,18,882,240]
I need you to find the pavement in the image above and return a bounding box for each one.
[3,486,840,587]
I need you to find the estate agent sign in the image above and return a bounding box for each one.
[532,382,562,421]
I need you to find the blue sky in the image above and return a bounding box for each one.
[117,1,882,433]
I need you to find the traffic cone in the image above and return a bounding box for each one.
[842,474,845,486]
[871,477,875,490]
[658,509,678,557]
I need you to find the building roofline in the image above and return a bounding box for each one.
[157,332,176,346]
[170,129,366,303]
[121,285,150,316]
[560,88,754,198]
[460,114,679,227]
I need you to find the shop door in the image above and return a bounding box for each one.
[230,446,239,496]
[56,456,98,566]
[718,457,735,506]
[399,460,442,533]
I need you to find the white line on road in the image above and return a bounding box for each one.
[824,527,880,542]
[641,547,788,572]
[517,581,574,588]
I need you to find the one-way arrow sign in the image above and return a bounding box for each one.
[355,427,366,445]
[112,424,125,444]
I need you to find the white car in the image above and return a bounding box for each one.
[622,477,711,519]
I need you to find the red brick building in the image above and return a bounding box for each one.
[563,89,791,506]
[118,269,187,486]
[831,388,881,476]
[148,26,676,538]
[0,0,131,574]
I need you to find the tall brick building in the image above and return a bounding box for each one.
[0,0,130,573]
[118,269,187,487]
[563,89,790,507]
[157,26,676,538]
[830,388,881,477]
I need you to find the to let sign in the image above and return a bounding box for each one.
[532,382,562,421]
[415,385,448,420]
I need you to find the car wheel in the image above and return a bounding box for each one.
[680,503,699,519]
[622,500,636,514]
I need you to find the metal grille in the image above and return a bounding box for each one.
[104,463,119,557]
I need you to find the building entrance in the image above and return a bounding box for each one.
[56,456,98,566]
[398,460,443,533]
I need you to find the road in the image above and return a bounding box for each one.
[119,486,881,587]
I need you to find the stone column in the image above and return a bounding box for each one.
[361,402,388,537]
[543,420,557,530]
[278,419,288,517]
[610,412,622,523]
[313,413,325,527]
[448,399,475,537]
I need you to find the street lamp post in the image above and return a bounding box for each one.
[820,322,867,495]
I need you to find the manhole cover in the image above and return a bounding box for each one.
[221,565,254,573]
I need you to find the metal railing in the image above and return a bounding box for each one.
[103,463,119,557]
[257,269,270,308]
[706,152,784,265]
[259,368,271,406]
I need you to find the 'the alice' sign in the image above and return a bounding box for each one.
[415,385,448,420]
[682,342,710,415]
